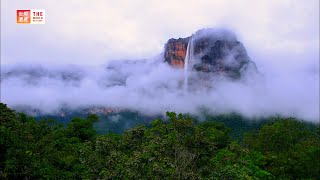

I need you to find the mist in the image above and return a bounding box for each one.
[1,46,319,122]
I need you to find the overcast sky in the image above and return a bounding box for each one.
[1,0,319,67]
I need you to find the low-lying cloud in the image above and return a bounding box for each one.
[1,51,319,122]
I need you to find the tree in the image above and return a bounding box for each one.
[66,115,98,142]
[244,118,320,179]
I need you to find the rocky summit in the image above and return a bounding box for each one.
[164,28,257,79]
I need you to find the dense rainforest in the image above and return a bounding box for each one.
[0,102,319,179]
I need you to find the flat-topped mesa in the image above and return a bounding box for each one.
[164,28,257,79]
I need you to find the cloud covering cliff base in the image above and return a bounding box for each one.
[1,53,319,122]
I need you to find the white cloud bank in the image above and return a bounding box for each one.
[1,55,319,122]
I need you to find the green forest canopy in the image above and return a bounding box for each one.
[0,103,319,179]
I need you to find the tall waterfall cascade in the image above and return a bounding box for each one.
[183,36,195,93]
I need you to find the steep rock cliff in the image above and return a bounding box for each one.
[164,28,257,78]
[164,37,190,68]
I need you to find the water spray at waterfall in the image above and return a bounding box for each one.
[183,36,195,93]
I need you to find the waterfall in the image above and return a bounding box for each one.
[184,36,194,93]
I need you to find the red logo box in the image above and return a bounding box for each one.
[17,10,31,24]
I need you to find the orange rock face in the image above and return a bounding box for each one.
[170,59,184,68]
[164,38,189,68]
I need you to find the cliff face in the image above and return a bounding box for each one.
[164,37,189,68]
[164,29,257,78]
